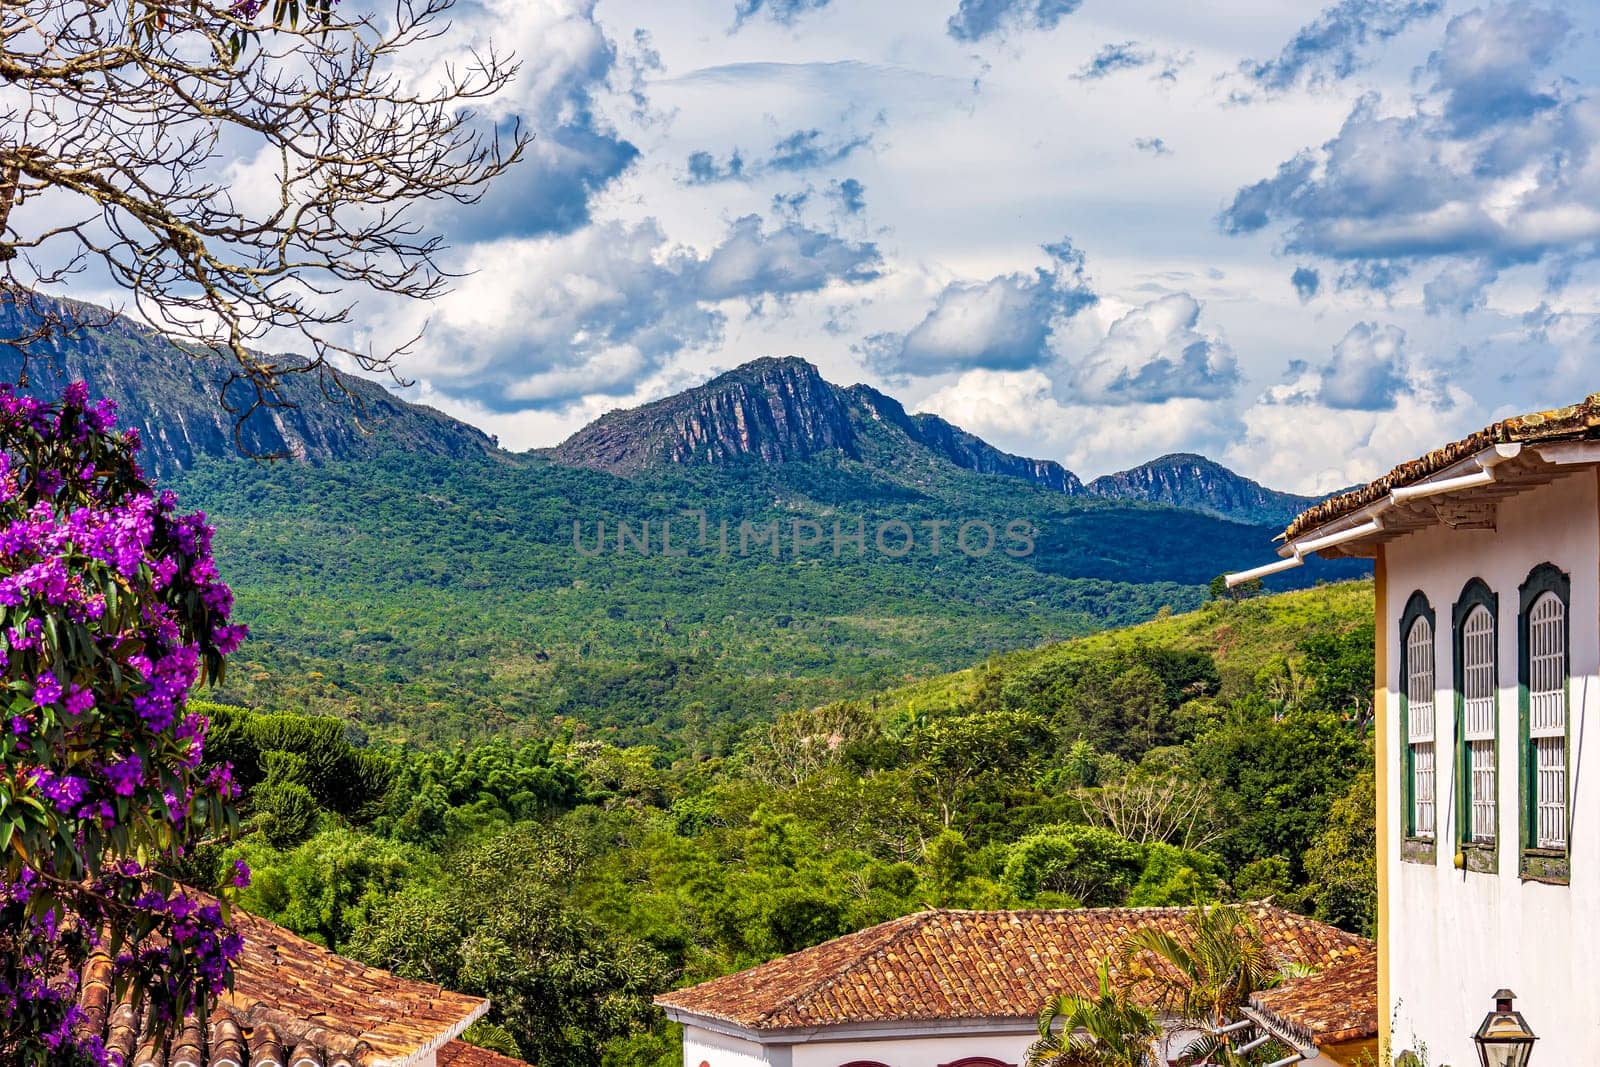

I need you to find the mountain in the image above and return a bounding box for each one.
[0,296,1366,743]
[1087,454,1316,528]
[549,356,1084,494]
[0,292,498,477]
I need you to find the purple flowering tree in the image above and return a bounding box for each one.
[0,382,247,1064]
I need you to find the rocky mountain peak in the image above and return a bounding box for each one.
[549,356,857,475]
[1086,453,1314,527]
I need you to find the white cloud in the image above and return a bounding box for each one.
[1066,292,1239,404]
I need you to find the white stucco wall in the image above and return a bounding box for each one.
[1382,471,1600,1064]
[679,1018,1206,1067]
[789,1030,1037,1067]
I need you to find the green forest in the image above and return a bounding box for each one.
[170,450,1361,747]
[183,579,1379,1067]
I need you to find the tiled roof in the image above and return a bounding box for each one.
[74,904,488,1067]
[1247,943,1378,1049]
[1283,391,1600,541]
[438,1040,532,1067]
[654,906,1369,1031]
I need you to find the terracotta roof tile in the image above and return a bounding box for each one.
[1283,391,1600,541]
[1247,943,1378,1048]
[74,905,488,1067]
[655,906,1369,1031]
[438,1039,532,1067]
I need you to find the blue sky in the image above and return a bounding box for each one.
[269,1,1600,490]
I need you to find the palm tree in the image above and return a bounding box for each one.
[1119,903,1310,1065]
[1026,956,1162,1067]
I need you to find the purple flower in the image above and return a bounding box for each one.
[103,754,144,797]
[63,685,94,716]
[231,860,251,888]
[32,672,61,707]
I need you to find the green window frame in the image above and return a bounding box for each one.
[1399,591,1437,862]
[1518,562,1571,883]
[1453,578,1499,871]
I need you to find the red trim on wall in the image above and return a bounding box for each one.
[937,1058,1016,1067]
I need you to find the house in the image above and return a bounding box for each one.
[1228,390,1600,1064]
[72,901,523,1067]
[654,905,1371,1067]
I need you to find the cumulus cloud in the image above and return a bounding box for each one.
[1066,293,1240,404]
[407,215,879,412]
[1428,2,1570,135]
[1133,137,1172,156]
[1292,266,1321,301]
[411,0,638,242]
[1226,354,1475,494]
[861,240,1095,375]
[947,0,1082,43]
[1240,0,1443,92]
[1221,2,1597,291]
[917,369,1237,478]
[1317,322,1410,409]
[696,215,881,299]
[684,126,874,185]
[732,0,831,28]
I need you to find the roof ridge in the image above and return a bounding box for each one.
[755,905,1241,1025]
[753,909,948,1026]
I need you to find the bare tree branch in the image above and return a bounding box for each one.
[0,0,528,433]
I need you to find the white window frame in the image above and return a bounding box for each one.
[1460,603,1497,846]
[1405,615,1436,840]
[1527,591,1568,850]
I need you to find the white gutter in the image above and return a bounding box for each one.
[1224,555,1306,586]
[1264,1055,1306,1067]
[1224,443,1523,588]
[1387,443,1521,505]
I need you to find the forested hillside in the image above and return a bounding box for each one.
[185,580,1378,1067]
[173,451,1363,744]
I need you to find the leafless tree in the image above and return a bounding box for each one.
[1080,769,1220,853]
[0,0,527,426]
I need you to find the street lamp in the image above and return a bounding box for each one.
[1472,989,1537,1067]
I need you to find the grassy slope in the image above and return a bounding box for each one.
[866,577,1376,717]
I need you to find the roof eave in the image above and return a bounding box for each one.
[1240,1006,1319,1059]
[371,997,491,1067]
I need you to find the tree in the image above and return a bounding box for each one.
[1002,824,1145,906]
[1078,750,1219,852]
[1189,702,1368,879]
[0,0,525,421]
[912,708,1051,828]
[1027,957,1162,1067]
[351,825,668,1067]
[1301,768,1376,936]
[0,383,245,1063]
[1120,904,1306,1064]
[1297,624,1376,722]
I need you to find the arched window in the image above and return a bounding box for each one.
[1520,563,1570,861]
[1400,592,1436,842]
[1454,580,1499,849]
[937,1059,1014,1067]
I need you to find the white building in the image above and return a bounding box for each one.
[656,906,1370,1067]
[1232,390,1600,1065]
